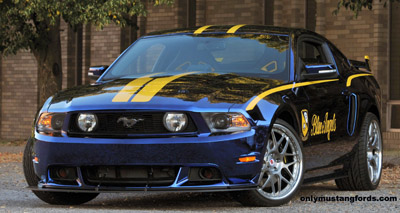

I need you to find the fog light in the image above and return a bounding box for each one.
[163,112,188,132]
[199,168,214,179]
[57,168,68,178]
[77,113,98,132]
[52,167,77,180]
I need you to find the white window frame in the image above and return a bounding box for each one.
[387,101,400,132]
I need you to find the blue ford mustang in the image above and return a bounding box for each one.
[24,25,383,206]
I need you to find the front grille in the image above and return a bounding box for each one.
[82,166,178,187]
[68,112,197,138]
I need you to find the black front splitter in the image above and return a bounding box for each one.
[26,185,257,193]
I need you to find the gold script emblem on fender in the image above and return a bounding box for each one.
[310,112,336,140]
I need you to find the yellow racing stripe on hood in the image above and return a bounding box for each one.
[112,73,161,102]
[131,72,198,102]
[227,24,246,34]
[246,79,339,111]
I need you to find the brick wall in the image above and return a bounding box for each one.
[82,25,92,85]
[383,132,400,150]
[390,3,400,101]
[146,1,182,32]
[388,2,400,132]
[274,0,306,28]
[0,51,37,139]
[196,0,206,26]
[90,24,121,67]
[60,20,68,89]
[199,0,263,25]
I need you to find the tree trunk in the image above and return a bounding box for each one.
[33,19,62,107]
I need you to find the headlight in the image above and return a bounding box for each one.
[163,112,188,132]
[36,113,66,136]
[77,113,98,132]
[202,112,250,133]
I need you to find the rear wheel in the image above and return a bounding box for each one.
[23,138,99,205]
[234,119,304,206]
[335,112,382,190]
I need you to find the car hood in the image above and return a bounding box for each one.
[48,73,284,112]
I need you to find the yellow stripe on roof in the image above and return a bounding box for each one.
[131,72,198,102]
[346,73,373,87]
[194,25,213,34]
[246,79,339,111]
[227,24,246,34]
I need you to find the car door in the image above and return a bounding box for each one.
[296,36,349,176]
[328,42,361,158]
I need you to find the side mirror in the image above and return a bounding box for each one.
[302,63,337,80]
[88,65,108,80]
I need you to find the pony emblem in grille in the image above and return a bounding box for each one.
[117,117,144,128]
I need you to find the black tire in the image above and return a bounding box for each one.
[23,138,99,205]
[233,119,304,207]
[335,112,382,190]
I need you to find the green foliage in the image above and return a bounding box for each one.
[334,0,400,17]
[0,0,174,55]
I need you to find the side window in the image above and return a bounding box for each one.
[297,38,338,79]
[329,43,351,73]
[298,41,328,65]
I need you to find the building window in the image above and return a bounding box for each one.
[389,2,400,130]
[390,105,400,129]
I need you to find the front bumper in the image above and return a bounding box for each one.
[31,129,267,192]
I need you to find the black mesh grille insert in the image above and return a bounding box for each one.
[82,165,178,187]
[68,112,197,138]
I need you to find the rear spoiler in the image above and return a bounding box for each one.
[349,55,371,71]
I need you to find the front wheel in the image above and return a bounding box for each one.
[234,119,304,207]
[23,138,99,205]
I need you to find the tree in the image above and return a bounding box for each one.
[335,0,400,16]
[0,0,173,106]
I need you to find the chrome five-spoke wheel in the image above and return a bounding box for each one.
[335,112,382,190]
[234,119,304,207]
[366,119,382,185]
[256,123,303,200]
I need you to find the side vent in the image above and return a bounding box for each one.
[347,93,358,135]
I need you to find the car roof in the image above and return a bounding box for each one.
[145,25,318,37]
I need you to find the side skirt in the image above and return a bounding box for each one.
[303,171,348,185]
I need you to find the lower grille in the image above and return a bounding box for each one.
[82,166,178,187]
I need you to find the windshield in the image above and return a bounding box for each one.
[101,34,290,81]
